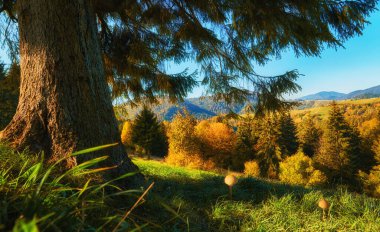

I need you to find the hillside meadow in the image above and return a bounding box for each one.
[1,142,380,231]
[291,98,380,122]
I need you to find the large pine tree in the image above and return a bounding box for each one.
[254,115,282,178]
[0,0,377,184]
[315,102,363,185]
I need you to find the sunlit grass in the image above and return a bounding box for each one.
[2,143,380,231]
[136,158,380,231]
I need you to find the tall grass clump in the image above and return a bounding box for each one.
[0,143,146,231]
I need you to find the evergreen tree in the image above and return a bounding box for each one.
[0,62,5,81]
[254,115,282,179]
[277,112,299,156]
[235,115,257,170]
[298,115,322,157]
[253,112,299,178]
[0,63,20,130]
[314,102,363,185]
[372,138,380,165]
[131,106,168,158]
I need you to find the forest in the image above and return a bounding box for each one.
[120,99,380,197]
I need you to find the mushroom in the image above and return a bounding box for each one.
[318,198,330,220]
[224,174,238,199]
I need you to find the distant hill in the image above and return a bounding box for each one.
[298,91,346,100]
[345,85,380,99]
[116,85,380,121]
[115,96,251,121]
[298,85,380,101]
[163,100,217,120]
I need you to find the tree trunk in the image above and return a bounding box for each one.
[0,0,143,186]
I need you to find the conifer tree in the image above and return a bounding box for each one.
[277,112,299,156]
[298,115,322,157]
[0,62,5,80]
[131,106,168,158]
[372,137,380,166]
[235,115,257,170]
[253,112,300,178]
[0,63,20,130]
[314,102,363,184]
[254,115,282,179]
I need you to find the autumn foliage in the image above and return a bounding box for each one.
[117,99,380,195]
[195,121,236,169]
[165,111,215,170]
[121,121,133,147]
[279,151,327,187]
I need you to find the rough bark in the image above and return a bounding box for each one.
[0,0,143,186]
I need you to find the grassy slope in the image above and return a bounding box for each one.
[135,158,380,232]
[292,97,380,121]
[1,143,380,231]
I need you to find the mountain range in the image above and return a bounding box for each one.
[116,84,380,121]
[298,85,380,101]
[115,97,250,121]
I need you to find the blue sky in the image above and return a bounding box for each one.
[1,10,379,100]
[179,10,380,99]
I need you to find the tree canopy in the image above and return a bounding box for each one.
[0,0,377,113]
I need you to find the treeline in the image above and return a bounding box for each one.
[0,63,20,130]
[121,102,380,197]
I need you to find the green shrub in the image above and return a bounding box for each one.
[244,160,260,177]
[279,151,327,187]
[359,165,380,197]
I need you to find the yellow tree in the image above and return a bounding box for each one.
[195,121,237,169]
[166,111,214,169]
[121,121,133,148]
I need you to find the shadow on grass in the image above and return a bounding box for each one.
[135,171,315,231]
[149,174,312,206]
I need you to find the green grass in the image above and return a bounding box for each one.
[0,143,147,231]
[1,144,380,231]
[135,158,380,231]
